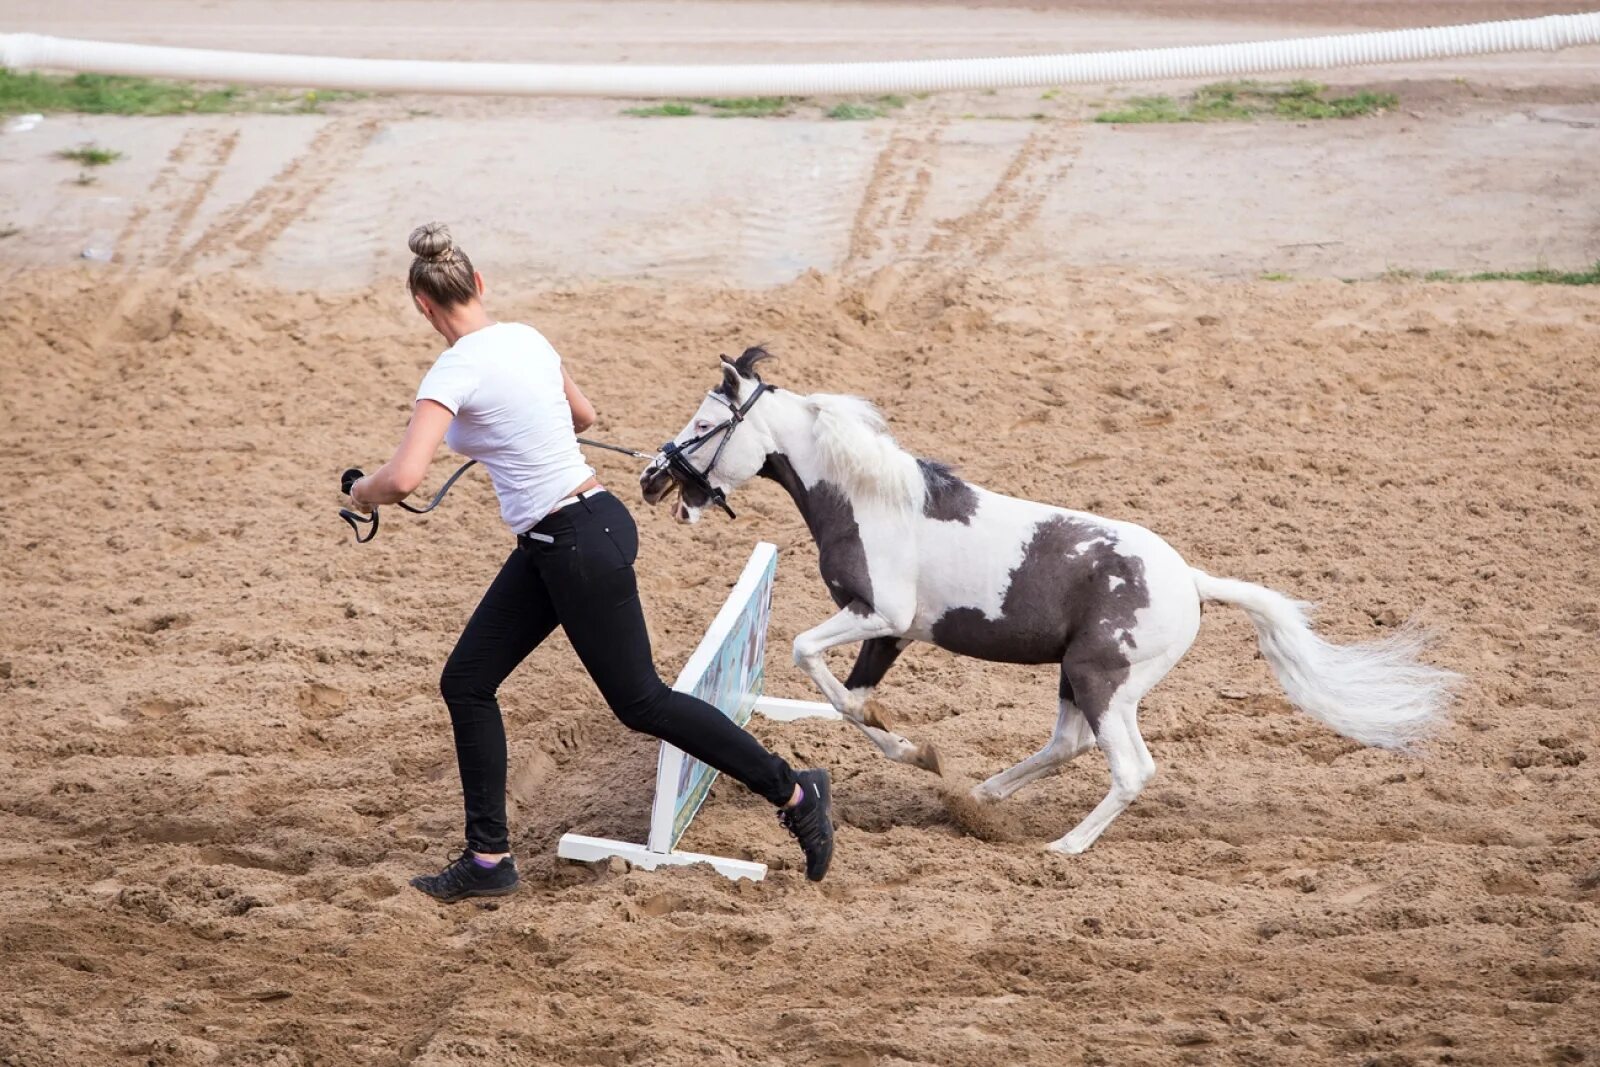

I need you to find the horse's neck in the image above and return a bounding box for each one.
[755,395,830,518]
[752,391,819,483]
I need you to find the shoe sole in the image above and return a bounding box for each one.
[410,880,521,904]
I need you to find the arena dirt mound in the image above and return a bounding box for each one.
[1,265,1598,1065]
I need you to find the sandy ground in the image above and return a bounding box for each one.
[2,2,1600,1065]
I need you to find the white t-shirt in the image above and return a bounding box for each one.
[415,321,595,534]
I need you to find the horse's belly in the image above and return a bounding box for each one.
[922,611,1067,665]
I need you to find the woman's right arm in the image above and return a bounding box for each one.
[349,399,455,509]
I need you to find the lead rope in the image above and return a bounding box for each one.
[338,437,654,544]
[576,437,654,461]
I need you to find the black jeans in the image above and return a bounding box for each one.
[440,490,798,854]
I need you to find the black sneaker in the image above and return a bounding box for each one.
[778,769,835,882]
[410,850,520,903]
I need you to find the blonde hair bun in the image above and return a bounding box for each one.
[406,222,477,306]
[408,222,455,262]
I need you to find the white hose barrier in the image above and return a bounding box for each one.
[2,14,1598,99]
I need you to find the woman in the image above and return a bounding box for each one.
[348,224,835,901]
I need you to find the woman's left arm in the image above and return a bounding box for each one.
[349,400,455,509]
[563,367,597,433]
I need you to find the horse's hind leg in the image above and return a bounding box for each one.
[972,694,1095,803]
[1048,655,1168,855]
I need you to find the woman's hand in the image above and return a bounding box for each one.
[347,477,375,514]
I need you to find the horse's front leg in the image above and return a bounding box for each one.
[842,637,908,732]
[794,609,942,774]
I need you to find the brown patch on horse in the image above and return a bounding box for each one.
[931,515,1151,727]
[931,515,1149,667]
[760,453,875,616]
[918,459,979,524]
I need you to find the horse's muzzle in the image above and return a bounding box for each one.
[639,450,723,519]
[639,459,676,506]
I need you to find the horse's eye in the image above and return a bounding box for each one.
[693,421,713,434]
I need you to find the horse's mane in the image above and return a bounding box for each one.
[804,393,924,507]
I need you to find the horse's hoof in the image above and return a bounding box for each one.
[860,698,894,732]
[912,742,943,777]
[970,784,999,805]
[1047,837,1090,856]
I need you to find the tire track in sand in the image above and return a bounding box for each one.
[840,119,1079,316]
[94,118,376,347]
[94,128,241,349]
[111,127,238,268]
[924,120,1082,266]
[842,120,945,276]
[175,117,380,272]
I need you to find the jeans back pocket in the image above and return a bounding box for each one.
[599,512,639,567]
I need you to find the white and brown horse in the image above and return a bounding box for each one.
[640,349,1457,853]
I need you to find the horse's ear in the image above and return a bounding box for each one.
[718,357,742,398]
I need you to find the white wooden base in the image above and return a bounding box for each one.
[556,832,768,881]
[753,696,843,722]
[556,693,841,883]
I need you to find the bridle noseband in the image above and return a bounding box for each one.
[651,383,770,519]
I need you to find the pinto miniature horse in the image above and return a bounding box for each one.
[640,349,1456,853]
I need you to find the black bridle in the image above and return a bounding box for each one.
[338,436,653,544]
[651,383,770,519]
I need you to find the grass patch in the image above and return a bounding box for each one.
[1468,265,1600,285]
[1096,96,1186,124]
[1260,271,1295,282]
[0,68,358,116]
[620,94,904,121]
[826,102,879,121]
[1096,80,1397,124]
[621,97,802,118]
[698,96,798,117]
[1417,262,1600,285]
[824,96,906,121]
[57,143,121,166]
[621,102,697,117]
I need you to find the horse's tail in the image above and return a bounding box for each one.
[1190,569,1457,749]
